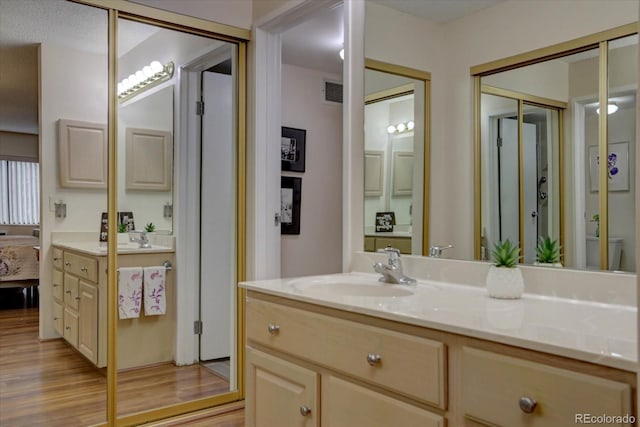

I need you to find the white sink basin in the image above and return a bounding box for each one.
[290,275,414,298]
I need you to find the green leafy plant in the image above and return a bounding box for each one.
[117,223,128,233]
[491,239,520,268]
[536,236,560,264]
[591,213,600,237]
[144,222,156,233]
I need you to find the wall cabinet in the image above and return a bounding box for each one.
[245,291,635,427]
[52,245,175,369]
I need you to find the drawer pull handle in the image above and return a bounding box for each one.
[81,267,88,272]
[366,353,382,366]
[53,317,59,320]
[75,296,80,301]
[267,324,280,335]
[519,396,537,414]
[53,257,60,261]
[65,262,71,266]
[65,326,71,330]
[53,284,59,287]
[65,290,71,294]
[299,406,312,417]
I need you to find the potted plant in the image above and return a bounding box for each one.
[486,239,524,299]
[144,222,156,233]
[535,236,562,267]
[117,223,129,243]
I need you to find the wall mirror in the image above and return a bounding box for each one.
[364,60,430,255]
[116,15,242,421]
[0,0,247,425]
[474,26,637,273]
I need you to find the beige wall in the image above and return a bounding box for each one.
[0,131,38,162]
[128,0,252,29]
[281,63,343,277]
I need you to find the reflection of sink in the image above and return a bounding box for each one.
[95,243,171,252]
[291,276,414,297]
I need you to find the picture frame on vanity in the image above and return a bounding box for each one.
[281,126,306,172]
[281,176,301,235]
[375,211,396,232]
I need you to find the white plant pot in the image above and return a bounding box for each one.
[533,262,563,268]
[486,265,524,299]
[117,233,130,244]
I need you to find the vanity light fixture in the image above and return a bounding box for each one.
[596,102,619,115]
[117,60,174,102]
[387,120,415,134]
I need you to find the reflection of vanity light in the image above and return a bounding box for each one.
[117,60,174,102]
[387,121,414,134]
[339,48,344,60]
[596,102,619,115]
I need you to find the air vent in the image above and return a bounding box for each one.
[324,80,343,104]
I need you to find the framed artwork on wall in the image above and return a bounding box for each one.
[281,176,302,235]
[281,126,306,172]
[589,141,629,192]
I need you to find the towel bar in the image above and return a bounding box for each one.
[162,260,173,271]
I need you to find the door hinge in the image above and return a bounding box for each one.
[194,320,203,335]
[196,101,204,116]
[497,137,503,147]
[274,212,281,226]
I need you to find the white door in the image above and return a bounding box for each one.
[200,69,235,361]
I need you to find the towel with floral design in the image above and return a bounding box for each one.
[143,266,166,316]
[118,267,143,319]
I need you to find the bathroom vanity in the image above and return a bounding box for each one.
[52,238,175,369]
[241,254,637,426]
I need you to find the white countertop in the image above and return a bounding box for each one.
[53,240,175,256]
[240,272,637,371]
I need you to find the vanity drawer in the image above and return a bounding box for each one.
[53,300,64,336]
[52,247,63,270]
[461,347,632,427]
[52,268,63,301]
[63,306,79,348]
[64,251,98,283]
[247,298,446,408]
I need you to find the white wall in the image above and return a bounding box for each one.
[40,42,108,339]
[128,0,252,30]
[281,63,343,277]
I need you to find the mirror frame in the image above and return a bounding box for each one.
[74,1,249,425]
[472,23,637,270]
[365,58,431,255]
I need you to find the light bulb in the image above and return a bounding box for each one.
[396,123,406,132]
[596,102,619,115]
[128,73,138,86]
[387,125,396,134]
[136,70,146,83]
[117,82,124,95]
[407,121,415,130]
[339,48,344,60]
[150,61,163,74]
[142,65,153,78]
[122,78,131,90]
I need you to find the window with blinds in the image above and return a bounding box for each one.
[0,160,40,225]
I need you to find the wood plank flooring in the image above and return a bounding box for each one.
[0,306,243,426]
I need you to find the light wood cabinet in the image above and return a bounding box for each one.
[57,119,107,189]
[246,348,319,427]
[461,347,632,427]
[364,235,411,254]
[52,245,175,369]
[245,291,636,427]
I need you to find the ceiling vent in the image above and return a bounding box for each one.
[323,80,343,104]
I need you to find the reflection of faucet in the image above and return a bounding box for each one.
[129,231,151,248]
[373,247,416,285]
[429,245,453,258]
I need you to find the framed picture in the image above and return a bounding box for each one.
[281,176,302,234]
[118,212,135,231]
[375,212,396,232]
[281,126,306,172]
[589,141,629,192]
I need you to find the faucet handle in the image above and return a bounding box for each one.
[429,245,453,258]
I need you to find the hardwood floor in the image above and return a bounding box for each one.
[0,305,243,426]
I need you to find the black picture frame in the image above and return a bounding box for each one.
[375,211,396,232]
[281,176,302,235]
[281,126,306,172]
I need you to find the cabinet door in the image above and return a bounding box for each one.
[63,274,80,311]
[78,281,98,364]
[322,375,444,427]
[246,348,319,427]
[63,307,79,348]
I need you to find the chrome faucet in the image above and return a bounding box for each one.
[129,231,151,248]
[428,244,453,258]
[373,247,416,285]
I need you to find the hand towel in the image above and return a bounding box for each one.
[118,267,143,319]
[143,266,166,316]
